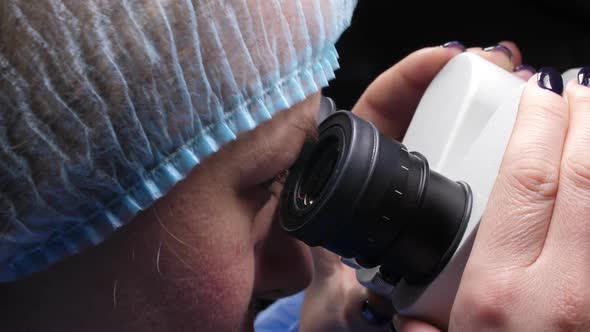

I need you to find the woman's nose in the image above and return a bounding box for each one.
[253,219,313,300]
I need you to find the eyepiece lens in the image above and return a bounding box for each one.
[281,111,473,285]
[296,137,340,210]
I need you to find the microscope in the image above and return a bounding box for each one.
[279,52,580,328]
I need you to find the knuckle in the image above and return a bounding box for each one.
[550,287,590,331]
[503,157,559,200]
[562,155,590,191]
[455,275,516,329]
[458,298,507,329]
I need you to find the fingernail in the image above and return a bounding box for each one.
[537,67,564,95]
[577,67,590,87]
[514,64,536,74]
[483,44,513,60]
[441,41,466,52]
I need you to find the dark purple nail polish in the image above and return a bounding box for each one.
[483,44,513,60]
[537,67,563,95]
[514,64,536,74]
[441,41,465,52]
[577,67,590,87]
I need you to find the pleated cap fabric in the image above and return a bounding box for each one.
[0,0,357,281]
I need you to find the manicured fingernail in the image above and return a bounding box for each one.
[577,67,590,87]
[537,67,563,95]
[441,41,465,52]
[483,44,513,60]
[514,64,536,74]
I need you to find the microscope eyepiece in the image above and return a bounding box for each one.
[294,136,340,211]
[279,111,472,284]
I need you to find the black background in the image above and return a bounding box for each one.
[325,0,590,110]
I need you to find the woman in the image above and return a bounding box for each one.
[1,0,588,331]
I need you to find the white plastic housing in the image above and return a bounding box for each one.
[357,52,579,329]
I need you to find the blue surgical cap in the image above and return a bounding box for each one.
[0,0,357,281]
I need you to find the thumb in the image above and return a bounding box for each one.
[351,46,462,140]
[393,315,442,332]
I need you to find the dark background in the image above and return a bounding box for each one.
[324,0,590,110]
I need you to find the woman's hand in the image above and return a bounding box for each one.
[353,41,530,140]
[299,41,530,332]
[395,68,590,331]
[446,67,590,331]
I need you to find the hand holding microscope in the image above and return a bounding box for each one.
[279,52,581,329]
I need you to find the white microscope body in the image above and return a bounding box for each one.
[356,52,579,329]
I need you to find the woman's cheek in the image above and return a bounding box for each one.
[186,248,255,331]
[143,176,259,330]
[151,216,257,331]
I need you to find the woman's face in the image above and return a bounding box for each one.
[139,94,320,331]
[5,94,320,331]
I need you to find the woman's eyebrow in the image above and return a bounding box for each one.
[288,116,319,142]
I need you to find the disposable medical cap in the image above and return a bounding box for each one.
[0,0,357,281]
